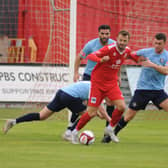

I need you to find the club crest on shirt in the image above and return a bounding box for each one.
[116,59,121,64]
[91,97,97,104]
[160,58,164,63]
[113,52,116,56]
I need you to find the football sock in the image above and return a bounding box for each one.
[110,109,123,127]
[67,113,79,130]
[70,113,79,123]
[114,117,128,135]
[16,113,40,124]
[69,119,80,131]
[76,112,92,131]
[105,105,114,126]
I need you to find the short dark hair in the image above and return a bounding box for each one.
[155,33,167,42]
[118,30,130,39]
[98,25,111,32]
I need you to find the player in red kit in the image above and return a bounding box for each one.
[71,30,141,144]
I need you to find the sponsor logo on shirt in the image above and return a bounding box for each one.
[91,97,97,104]
[108,59,121,69]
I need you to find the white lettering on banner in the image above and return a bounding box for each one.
[0,65,85,102]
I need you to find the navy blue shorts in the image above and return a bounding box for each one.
[129,89,168,110]
[47,90,86,113]
[82,73,91,81]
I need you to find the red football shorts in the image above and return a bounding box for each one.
[88,82,124,107]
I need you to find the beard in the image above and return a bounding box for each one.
[100,38,109,45]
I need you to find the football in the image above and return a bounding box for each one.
[79,130,95,145]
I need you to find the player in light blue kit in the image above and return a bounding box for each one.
[113,33,168,139]
[73,25,116,143]
[74,25,115,81]
[3,81,111,137]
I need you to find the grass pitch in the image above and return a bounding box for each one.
[0,108,168,168]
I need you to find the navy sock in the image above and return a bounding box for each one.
[69,119,80,131]
[105,105,114,126]
[114,117,128,135]
[16,113,40,124]
[67,113,79,130]
[70,113,79,123]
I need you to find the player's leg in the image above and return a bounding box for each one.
[2,89,65,134]
[66,73,90,140]
[3,106,53,134]
[159,98,168,111]
[101,104,114,143]
[71,82,103,144]
[71,106,98,144]
[63,99,86,141]
[114,90,149,136]
[102,86,125,143]
[114,108,137,135]
[104,99,126,143]
[153,90,168,112]
[63,112,80,141]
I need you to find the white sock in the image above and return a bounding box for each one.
[107,124,113,130]
[72,129,78,134]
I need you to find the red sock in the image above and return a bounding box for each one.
[76,112,92,131]
[110,109,124,127]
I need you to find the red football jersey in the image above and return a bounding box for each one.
[88,43,131,89]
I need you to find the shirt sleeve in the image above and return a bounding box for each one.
[79,41,92,59]
[129,51,140,62]
[87,46,110,63]
[136,48,148,57]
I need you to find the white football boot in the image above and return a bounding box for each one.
[104,126,119,143]
[3,119,16,134]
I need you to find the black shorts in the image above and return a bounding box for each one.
[129,89,168,110]
[47,90,86,113]
[82,73,91,81]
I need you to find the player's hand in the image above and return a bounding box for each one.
[141,58,156,68]
[138,56,147,62]
[101,56,110,63]
[73,72,80,82]
[118,77,121,86]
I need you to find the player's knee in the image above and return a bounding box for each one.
[88,110,97,118]
[124,109,136,121]
[117,104,126,112]
[39,112,49,120]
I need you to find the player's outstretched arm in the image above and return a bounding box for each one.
[141,58,168,75]
[74,54,82,82]
[129,52,146,63]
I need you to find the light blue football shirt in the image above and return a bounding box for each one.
[136,48,168,90]
[61,81,90,100]
[80,38,115,76]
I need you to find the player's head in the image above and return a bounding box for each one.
[154,33,166,54]
[116,30,130,52]
[98,25,111,45]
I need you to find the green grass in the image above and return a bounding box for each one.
[0,108,168,168]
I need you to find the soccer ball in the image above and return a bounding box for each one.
[79,130,95,145]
